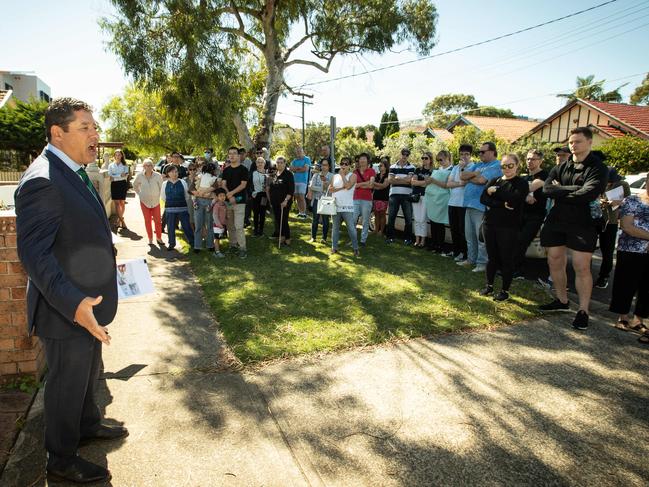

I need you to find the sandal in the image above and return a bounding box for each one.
[630,322,647,333]
[638,332,649,344]
[614,319,630,331]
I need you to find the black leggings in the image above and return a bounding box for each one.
[429,222,446,251]
[484,224,518,291]
[252,193,268,234]
[272,200,291,239]
[448,206,467,258]
[597,223,618,279]
[609,250,649,318]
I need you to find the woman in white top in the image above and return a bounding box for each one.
[132,158,164,245]
[190,162,219,252]
[108,149,130,229]
[329,157,359,256]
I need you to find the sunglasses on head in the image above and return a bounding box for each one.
[500,163,516,169]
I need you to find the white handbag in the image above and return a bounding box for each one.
[317,189,337,216]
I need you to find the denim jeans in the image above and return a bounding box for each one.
[464,207,487,265]
[332,211,358,251]
[386,194,413,241]
[311,198,330,240]
[352,199,372,244]
[193,198,214,249]
[166,210,193,248]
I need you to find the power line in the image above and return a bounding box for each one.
[299,0,621,88]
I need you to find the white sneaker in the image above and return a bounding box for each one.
[472,264,486,272]
[454,254,465,262]
[457,260,473,267]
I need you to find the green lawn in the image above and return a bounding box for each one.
[185,217,543,363]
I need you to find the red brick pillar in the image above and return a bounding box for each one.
[0,215,45,384]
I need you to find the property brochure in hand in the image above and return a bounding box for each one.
[116,258,155,300]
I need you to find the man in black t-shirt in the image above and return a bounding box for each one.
[513,149,548,277]
[221,146,249,258]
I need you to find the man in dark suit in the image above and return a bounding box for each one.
[15,98,127,484]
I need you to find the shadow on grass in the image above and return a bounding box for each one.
[188,217,543,363]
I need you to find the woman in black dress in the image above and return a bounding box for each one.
[268,156,295,246]
[108,149,130,228]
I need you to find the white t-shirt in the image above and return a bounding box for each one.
[332,173,355,213]
[197,173,218,189]
[447,165,466,208]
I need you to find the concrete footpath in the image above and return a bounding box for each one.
[2,193,649,486]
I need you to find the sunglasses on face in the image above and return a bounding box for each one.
[340,163,350,167]
[526,157,540,162]
[500,163,516,169]
[436,159,444,162]
[421,156,429,160]
[479,150,490,154]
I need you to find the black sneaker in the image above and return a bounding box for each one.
[479,285,494,296]
[572,310,589,330]
[594,276,609,289]
[493,290,509,302]
[539,299,570,312]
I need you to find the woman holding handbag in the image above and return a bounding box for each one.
[329,157,359,256]
[307,159,334,243]
[268,156,294,246]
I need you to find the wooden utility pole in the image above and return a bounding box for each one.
[293,92,314,148]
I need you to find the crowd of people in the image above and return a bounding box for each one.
[124,127,648,342]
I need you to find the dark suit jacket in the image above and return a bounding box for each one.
[15,149,118,339]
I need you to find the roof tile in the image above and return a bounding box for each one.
[462,116,539,143]
[585,100,649,136]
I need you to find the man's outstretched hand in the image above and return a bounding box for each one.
[74,296,111,345]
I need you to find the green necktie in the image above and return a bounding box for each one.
[76,167,100,202]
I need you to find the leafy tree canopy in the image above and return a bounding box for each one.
[380,132,446,164]
[0,98,48,154]
[557,74,627,104]
[102,0,439,150]
[100,83,228,156]
[423,94,516,128]
[446,125,510,160]
[630,73,649,105]
[599,136,649,174]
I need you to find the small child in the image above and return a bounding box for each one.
[211,188,228,258]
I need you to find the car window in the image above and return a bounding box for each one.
[630,177,646,189]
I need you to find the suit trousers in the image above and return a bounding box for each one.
[40,333,102,462]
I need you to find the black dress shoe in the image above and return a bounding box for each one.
[47,455,111,484]
[80,424,129,445]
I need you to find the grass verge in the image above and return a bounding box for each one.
[186,217,543,363]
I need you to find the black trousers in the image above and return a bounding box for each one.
[514,216,545,271]
[448,206,467,258]
[252,193,268,235]
[609,250,649,318]
[272,200,291,239]
[429,222,446,251]
[484,224,518,291]
[40,333,102,464]
[597,223,618,279]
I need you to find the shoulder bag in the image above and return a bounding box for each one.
[317,188,337,216]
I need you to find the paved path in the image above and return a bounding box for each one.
[2,193,648,486]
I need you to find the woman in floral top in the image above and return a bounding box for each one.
[609,179,649,344]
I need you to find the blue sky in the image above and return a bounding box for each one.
[2,0,648,132]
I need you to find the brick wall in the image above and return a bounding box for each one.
[0,214,45,384]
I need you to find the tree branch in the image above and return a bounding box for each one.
[283,14,314,62]
[285,53,335,73]
[220,26,265,51]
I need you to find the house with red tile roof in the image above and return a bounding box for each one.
[446,115,539,143]
[515,99,649,145]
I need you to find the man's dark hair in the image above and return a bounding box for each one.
[459,144,473,154]
[215,188,227,196]
[358,152,370,162]
[203,162,217,175]
[481,141,497,157]
[528,149,544,159]
[570,127,593,140]
[227,146,239,153]
[171,151,182,158]
[45,97,93,142]
[204,147,213,152]
[164,164,178,175]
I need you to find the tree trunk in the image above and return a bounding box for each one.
[253,0,283,152]
[253,62,283,151]
[233,112,254,151]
